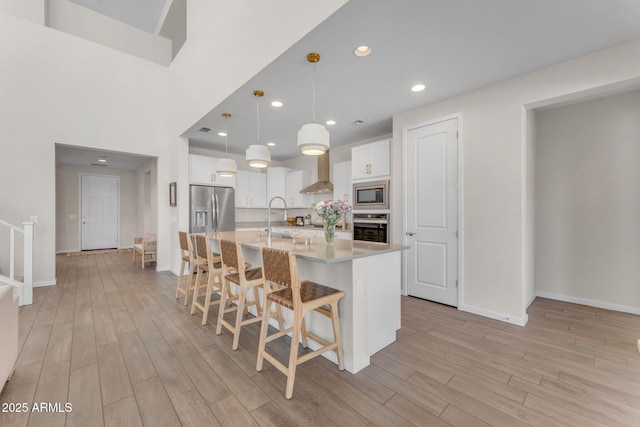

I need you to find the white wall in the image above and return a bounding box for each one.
[47,0,172,66]
[535,89,640,313]
[136,158,158,238]
[0,14,170,282]
[55,164,138,253]
[0,0,44,24]
[393,37,640,324]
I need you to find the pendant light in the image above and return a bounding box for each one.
[246,90,271,168]
[217,113,237,177]
[298,52,330,155]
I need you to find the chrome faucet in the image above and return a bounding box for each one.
[267,196,287,246]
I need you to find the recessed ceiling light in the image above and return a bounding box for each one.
[326,120,336,126]
[271,101,283,108]
[354,46,371,57]
[267,142,276,147]
[411,84,426,92]
[98,158,107,163]
[218,131,227,136]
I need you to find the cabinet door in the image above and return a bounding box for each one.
[235,171,251,207]
[212,159,235,188]
[369,140,390,178]
[250,172,267,208]
[333,161,352,205]
[236,171,267,207]
[285,170,311,208]
[351,145,371,180]
[267,167,289,208]
[190,154,215,184]
[351,140,390,180]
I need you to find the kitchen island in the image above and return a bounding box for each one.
[210,230,407,373]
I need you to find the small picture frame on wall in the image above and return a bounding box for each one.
[169,182,177,207]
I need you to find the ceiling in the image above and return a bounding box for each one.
[185,0,640,161]
[53,0,640,167]
[56,145,153,171]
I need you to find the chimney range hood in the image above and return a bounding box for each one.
[299,150,334,194]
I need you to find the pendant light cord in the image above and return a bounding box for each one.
[311,62,317,122]
[256,98,261,143]
[224,118,229,154]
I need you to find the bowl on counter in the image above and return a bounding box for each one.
[287,217,296,226]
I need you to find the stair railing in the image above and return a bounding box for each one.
[0,219,34,306]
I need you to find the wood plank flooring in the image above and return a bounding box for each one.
[1,251,639,426]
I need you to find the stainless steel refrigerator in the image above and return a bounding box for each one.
[190,185,236,233]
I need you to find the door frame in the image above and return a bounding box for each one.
[78,173,120,251]
[401,113,464,306]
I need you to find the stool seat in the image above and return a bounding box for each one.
[268,281,343,310]
[225,267,262,284]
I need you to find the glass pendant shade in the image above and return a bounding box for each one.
[217,158,237,177]
[298,123,330,155]
[245,145,271,168]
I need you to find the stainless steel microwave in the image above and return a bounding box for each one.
[352,180,389,210]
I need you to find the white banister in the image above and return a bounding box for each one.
[0,219,34,306]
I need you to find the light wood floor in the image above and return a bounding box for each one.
[2,251,640,426]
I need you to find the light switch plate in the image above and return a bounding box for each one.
[30,216,38,224]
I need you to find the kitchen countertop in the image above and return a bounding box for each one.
[236,221,352,232]
[209,230,405,264]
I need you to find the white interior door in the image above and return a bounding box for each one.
[81,174,119,250]
[405,118,458,306]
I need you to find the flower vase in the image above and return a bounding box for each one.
[323,223,336,245]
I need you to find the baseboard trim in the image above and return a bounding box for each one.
[56,250,79,254]
[536,291,640,315]
[34,279,56,288]
[526,292,537,309]
[458,304,528,327]
[155,266,170,273]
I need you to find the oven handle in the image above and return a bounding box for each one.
[354,222,387,229]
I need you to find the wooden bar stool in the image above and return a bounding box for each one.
[216,240,280,350]
[190,234,224,325]
[256,247,345,399]
[175,231,197,305]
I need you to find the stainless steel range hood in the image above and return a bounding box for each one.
[300,150,334,194]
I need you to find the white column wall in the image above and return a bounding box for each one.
[393,37,640,323]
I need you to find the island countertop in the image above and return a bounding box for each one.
[209,230,407,264]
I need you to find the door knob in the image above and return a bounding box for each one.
[406,232,415,236]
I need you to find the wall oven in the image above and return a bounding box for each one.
[353,213,389,243]
[352,180,389,211]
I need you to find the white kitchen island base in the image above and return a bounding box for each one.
[295,251,401,373]
[211,231,406,374]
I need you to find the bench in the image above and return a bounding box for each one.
[133,236,157,269]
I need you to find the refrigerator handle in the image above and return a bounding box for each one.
[213,192,219,231]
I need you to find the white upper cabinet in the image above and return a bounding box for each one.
[266,167,291,209]
[285,169,311,208]
[235,170,267,208]
[351,139,390,181]
[333,161,352,205]
[189,154,235,187]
